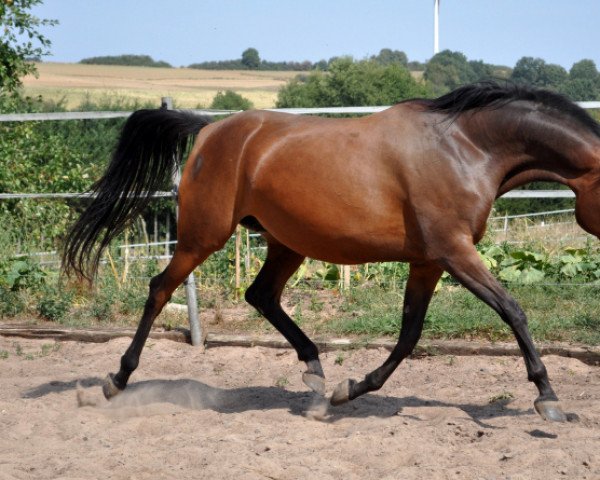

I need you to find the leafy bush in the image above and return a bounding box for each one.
[37,287,71,321]
[0,255,45,317]
[0,256,45,291]
[210,90,253,111]
[479,244,600,284]
[0,289,25,317]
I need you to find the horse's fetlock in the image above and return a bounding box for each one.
[120,354,139,374]
[528,364,548,383]
[365,372,384,391]
[298,343,319,363]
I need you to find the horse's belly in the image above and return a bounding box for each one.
[253,205,418,264]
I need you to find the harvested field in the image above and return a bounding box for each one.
[21,63,298,109]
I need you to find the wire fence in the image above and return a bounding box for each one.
[2,101,598,336]
[1,100,584,284]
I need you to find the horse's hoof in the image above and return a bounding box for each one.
[302,372,326,396]
[102,373,122,400]
[534,399,567,422]
[330,379,354,406]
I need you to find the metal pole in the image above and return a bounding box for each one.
[234,225,241,298]
[162,96,203,347]
[244,227,251,276]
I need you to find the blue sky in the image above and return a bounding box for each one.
[32,0,600,70]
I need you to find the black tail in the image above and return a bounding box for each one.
[62,108,212,280]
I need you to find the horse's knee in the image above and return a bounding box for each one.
[148,272,164,292]
[245,283,276,313]
[244,282,260,308]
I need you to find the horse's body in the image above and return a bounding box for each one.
[184,106,487,266]
[63,83,600,422]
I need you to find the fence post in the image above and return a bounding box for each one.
[162,96,203,348]
[342,265,351,289]
[244,228,251,277]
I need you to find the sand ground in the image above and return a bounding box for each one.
[0,336,598,480]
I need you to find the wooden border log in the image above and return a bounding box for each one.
[0,324,598,366]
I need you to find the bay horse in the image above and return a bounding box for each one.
[63,82,600,422]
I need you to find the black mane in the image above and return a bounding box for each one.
[425,81,600,138]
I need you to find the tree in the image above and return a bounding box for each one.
[560,78,600,101]
[0,0,57,99]
[468,60,494,80]
[241,48,260,70]
[424,50,478,94]
[276,57,430,108]
[569,59,599,81]
[540,63,568,87]
[510,56,567,89]
[371,48,408,67]
[511,57,545,85]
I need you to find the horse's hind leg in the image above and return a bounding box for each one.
[331,262,442,405]
[245,240,325,395]
[103,248,210,399]
[442,244,566,422]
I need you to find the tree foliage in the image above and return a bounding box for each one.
[558,59,600,101]
[0,115,123,248]
[510,56,568,88]
[189,48,324,72]
[80,54,172,68]
[276,57,429,108]
[0,0,57,99]
[241,48,260,70]
[423,50,498,94]
[370,48,408,67]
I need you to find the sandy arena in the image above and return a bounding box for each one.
[0,335,598,480]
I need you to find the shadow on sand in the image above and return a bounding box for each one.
[23,376,535,428]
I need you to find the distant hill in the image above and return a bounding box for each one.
[79,54,172,68]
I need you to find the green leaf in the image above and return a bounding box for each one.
[499,266,521,282]
[479,252,497,269]
[519,267,545,284]
[560,263,580,278]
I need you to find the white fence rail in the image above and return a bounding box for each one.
[1,101,599,122]
[0,190,577,201]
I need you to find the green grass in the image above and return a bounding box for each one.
[323,284,600,345]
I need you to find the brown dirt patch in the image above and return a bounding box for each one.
[0,336,598,479]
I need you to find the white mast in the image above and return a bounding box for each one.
[434,0,440,55]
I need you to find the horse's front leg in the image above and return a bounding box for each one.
[441,243,567,422]
[331,262,442,405]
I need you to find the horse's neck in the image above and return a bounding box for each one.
[474,107,598,194]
